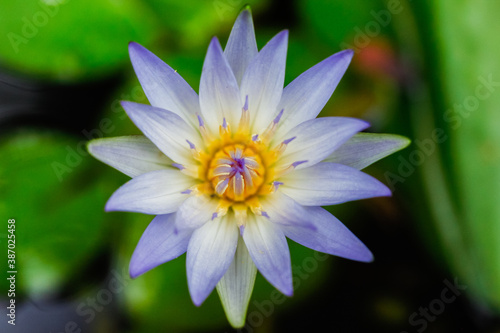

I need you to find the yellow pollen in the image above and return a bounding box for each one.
[207,144,265,201]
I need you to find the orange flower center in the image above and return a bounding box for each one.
[208,144,265,201]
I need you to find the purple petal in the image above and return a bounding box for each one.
[121,101,201,166]
[324,133,411,170]
[243,215,293,296]
[280,162,391,206]
[240,30,288,132]
[200,37,242,133]
[260,191,316,230]
[105,169,195,214]
[187,215,239,306]
[128,42,200,127]
[275,117,369,170]
[87,136,171,178]
[274,50,354,140]
[224,7,258,85]
[129,213,192,278]
[279,207,373,262]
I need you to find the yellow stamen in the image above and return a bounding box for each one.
[207,144,265,202]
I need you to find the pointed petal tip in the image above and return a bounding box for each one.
[267,29,289,47]
[295,48,354,88]
[192,297,203,307]
[119,100,149,118]
[336,49,355,65]
[128,41,144,55]
[358,119,371,131]
[119,100,132,110]
[229,320,246,330]
[372,180,393,198]
[360,250,374,263]
[236,4,253,20]
[351,244,374,263]
[241,4,252,13]
[85,140,97,155]
[128,266,141,279]
[278,29,289,40]
[342,117,370,135]
[342,48,355,57]
[333,117,371,133]
[104,193,128,213]
[129,255,148,279]
[381,185,393,197]
[209,36,221,47]
[104,200,116,212]
[205,37,226,68]
[190,289,209,307]
[397,135,412,149]
[282,286,294,297]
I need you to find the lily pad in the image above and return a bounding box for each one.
[0,0,161,80]
[0,130,112,295]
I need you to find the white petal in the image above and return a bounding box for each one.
[128,42,200,127]
[280,162,391,206]
[105,169,195,214]
[129,213,192,278]
[243,214,293,296]
[199,37,242,133]
[216,236,257,328]
[187,214,239,306]
[87,136,171,178]
[274,49,354,139]
[275,117,369,170]
[175,195,219,230]
[240,30,288,132]
[260,191,316,229]
[121,101,201,166]
[279,207,373,262]
[324,133,411,170]
[224,7,258,85]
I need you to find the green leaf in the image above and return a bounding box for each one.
[298,0,385,48]
[0,130,110,295]
[0,0,161,80]
[142,0,266,48]
[431,0,500,310]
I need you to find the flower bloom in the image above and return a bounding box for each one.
[88,8,409,328]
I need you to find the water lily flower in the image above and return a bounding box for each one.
[88,7,409,328]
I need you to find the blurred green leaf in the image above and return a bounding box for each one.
[0,0,161,80]
[0,131,110,295]
[430,0,500,310]
[142,0,267,49]
[400,0,500,313]
[298,0,384,47]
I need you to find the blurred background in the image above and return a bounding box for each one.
[1,0,500,332]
